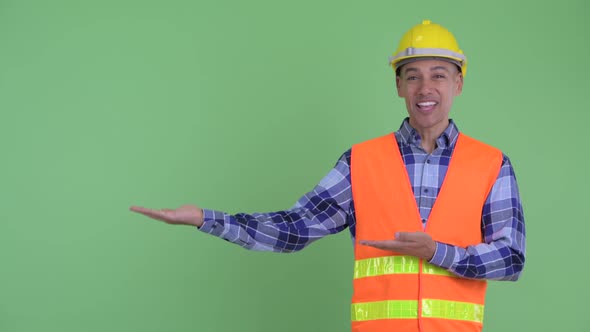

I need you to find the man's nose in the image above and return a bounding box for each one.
[417,79,434,95]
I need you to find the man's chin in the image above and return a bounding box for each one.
[409,115,449,131]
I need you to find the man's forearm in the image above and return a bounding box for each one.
[199,207,349,252]
[429,238,525,280]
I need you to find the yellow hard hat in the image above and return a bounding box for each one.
[389,20,467,76]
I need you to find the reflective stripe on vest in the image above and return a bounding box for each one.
[351,299,484,323]
[354,255,454,279]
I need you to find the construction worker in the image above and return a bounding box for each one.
[130,20,526,332]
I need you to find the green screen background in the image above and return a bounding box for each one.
[1,0,587,331]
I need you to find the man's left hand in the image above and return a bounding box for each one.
[359,232,436,261]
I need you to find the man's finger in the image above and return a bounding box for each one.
[130,207,160,217]
[359,240,386,246]
[395,232,411,242]
[129,206,146,213]
[135,210,165,220]
[359,240,400,250]
[130,206,172,221]
[129,206,160,214]
[395,231,429,243]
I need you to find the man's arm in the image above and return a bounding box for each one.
[428,154,526,280]
[130,152,354,253]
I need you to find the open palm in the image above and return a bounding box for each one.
[129,204,203,227]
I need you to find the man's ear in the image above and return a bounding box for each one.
[396,75,403,97]
[455,72,464,96]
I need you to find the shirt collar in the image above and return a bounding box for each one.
[396,118,460,149]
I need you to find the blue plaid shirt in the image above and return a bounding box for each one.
[200,119,526,280]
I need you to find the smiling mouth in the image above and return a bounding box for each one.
[417,101,438,111]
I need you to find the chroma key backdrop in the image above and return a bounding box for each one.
[0,0,588,331]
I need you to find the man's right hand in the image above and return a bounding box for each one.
[129,205,204,227]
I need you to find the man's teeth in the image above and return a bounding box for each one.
[418,102,437,107]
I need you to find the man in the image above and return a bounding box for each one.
[130,20,526,332]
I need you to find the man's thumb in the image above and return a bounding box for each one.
[395,232,411,242]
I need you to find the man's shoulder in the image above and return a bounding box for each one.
[459,133,501,152]
[458,133,510,166]
[352,132,397,148]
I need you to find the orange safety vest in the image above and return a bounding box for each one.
[350,132,502,332]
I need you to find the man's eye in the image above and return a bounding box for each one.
[407,76,418,81]
[433,74,446,79]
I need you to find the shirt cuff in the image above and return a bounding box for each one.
[198,209,226,237]
[428,241,456,270]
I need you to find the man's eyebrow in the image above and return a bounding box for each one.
[431,66,451,72]
[403,67,418,74]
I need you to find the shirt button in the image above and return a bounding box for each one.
[424,189,429,193]
[421,218,426,223]
[426,159,431,164]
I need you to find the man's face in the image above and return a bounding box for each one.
[396,59,464,133]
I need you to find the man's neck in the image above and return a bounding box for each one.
[420,138,436,154]
[409,120,450,154]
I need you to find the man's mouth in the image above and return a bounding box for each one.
[416,101,438,111]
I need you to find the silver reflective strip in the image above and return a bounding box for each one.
[389,47,466,65]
